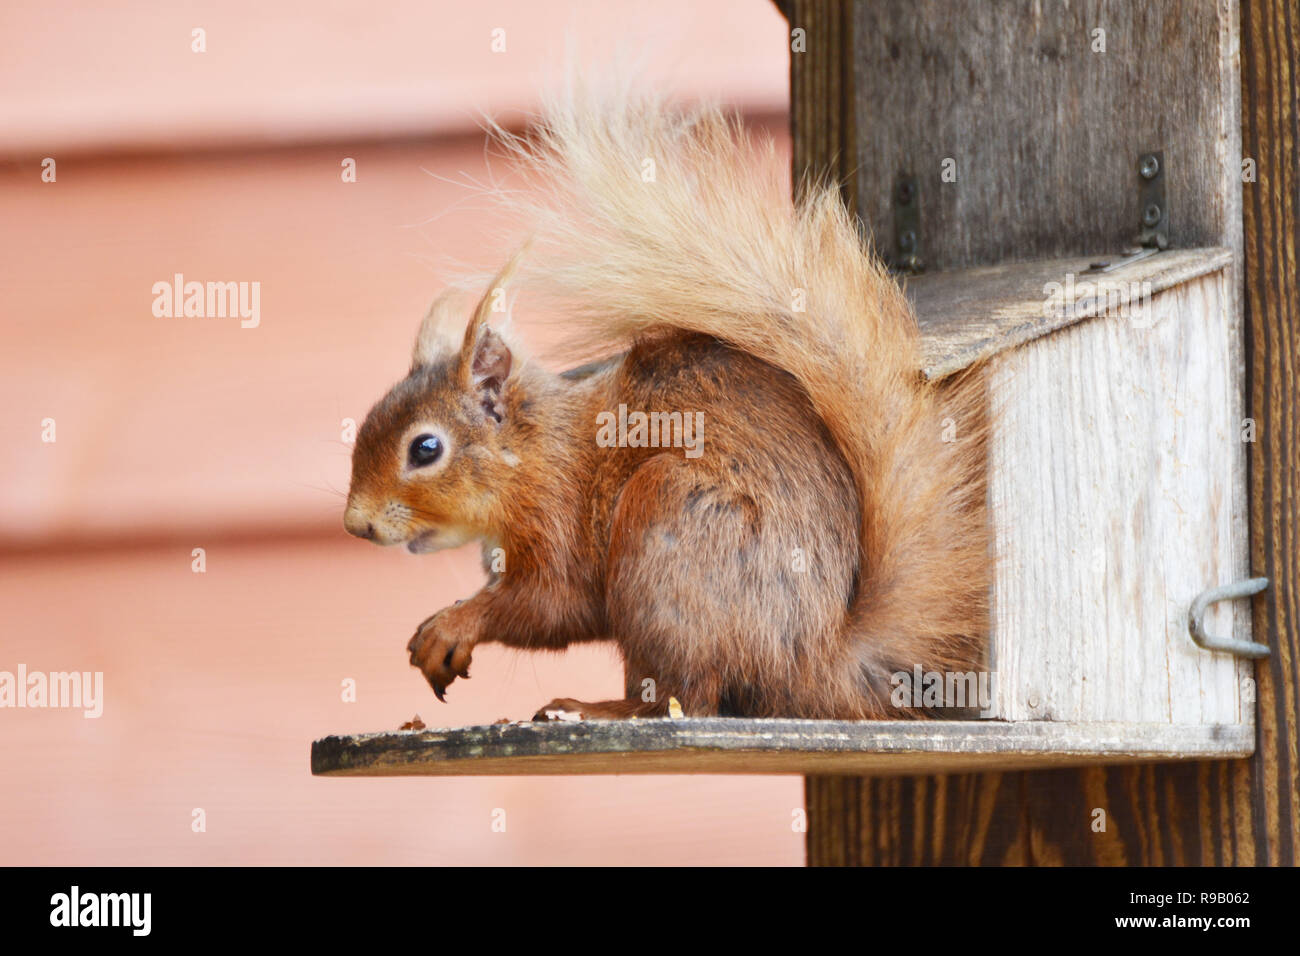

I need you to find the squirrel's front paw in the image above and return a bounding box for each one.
[407,610,475,701]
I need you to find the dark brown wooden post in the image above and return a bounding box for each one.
[1239,0,1300,866]
[791,0,1299,865]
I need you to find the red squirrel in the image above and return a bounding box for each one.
[342,88,989,719]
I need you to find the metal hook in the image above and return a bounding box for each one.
[1188,577,1271,658]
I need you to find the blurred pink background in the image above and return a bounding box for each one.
[0,1,804,864]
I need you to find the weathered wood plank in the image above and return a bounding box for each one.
[987,269,1252,723]
[911,247,1231,379]
[848,0,1242,275]
[311,719,1253,777]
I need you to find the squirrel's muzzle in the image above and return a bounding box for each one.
[343,506,375,541]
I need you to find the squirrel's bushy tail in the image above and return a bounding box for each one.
[494,85,989,712]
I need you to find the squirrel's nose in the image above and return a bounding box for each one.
[343,507,375,540]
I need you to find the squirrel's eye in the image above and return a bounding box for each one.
[407,434,444,468]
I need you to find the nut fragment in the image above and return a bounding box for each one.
[398,714,427,731]
[667,697,684,719]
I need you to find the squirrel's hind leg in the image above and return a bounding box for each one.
[531,650,721,721]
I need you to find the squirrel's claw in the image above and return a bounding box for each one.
[408,609,477,703]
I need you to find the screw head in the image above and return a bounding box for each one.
[898,230,916,253]
[1139,153,1160,180]
[1143,202,1162,227]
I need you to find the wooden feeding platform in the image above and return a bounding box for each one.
[311,717,1252,777]
[313,246,1258,780]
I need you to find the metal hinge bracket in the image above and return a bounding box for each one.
[1137,150,1169,249]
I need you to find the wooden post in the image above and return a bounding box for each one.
[1239,0,1300,865]
[792,0,1299,865]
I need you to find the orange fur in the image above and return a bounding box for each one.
[344,87,989,719]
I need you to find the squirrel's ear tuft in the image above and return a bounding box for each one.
[459,243,528,361]
[411,289,465,371]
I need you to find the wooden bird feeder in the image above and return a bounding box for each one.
[314,0,1270,783]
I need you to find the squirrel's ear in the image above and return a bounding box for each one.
[458,246,527,420]
[464,325,514,423]
[411,289,465,371]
